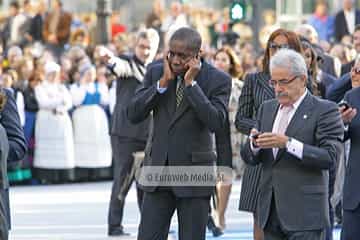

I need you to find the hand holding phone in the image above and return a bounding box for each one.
[184,54,201,86]
[339,101,357,124]
[159,52,175,88]
[338,101,351,111]
[250,128,261,148]
[252,132,262,140]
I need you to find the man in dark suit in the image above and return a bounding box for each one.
[28,0,46,43]
[127,27,231,240]
[327,55,360,102]
[334,0,360,42]
[102,29,160,236]
[0,89,27,240]
[338,84,360,240]
[241,49,344,240]
[0,123,9,240]
[326,73,351,103]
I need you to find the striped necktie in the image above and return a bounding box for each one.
[176,76,185,108]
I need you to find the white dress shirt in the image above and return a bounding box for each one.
[15,91,25,127]
[109,81,116,114]
[344,8,356,34]
[6,88,25,127]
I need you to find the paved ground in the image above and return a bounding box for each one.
[8,180,341,240]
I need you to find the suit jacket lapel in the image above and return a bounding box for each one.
[169,93,190,127]
[264,101,279,133]
[264,101,279,163]
[274,93,314,163]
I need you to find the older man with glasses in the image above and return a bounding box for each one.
[241,48,344,240]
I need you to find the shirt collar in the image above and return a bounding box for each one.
[344,8,355,14]
[289,89,308,111]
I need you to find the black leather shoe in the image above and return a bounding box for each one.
[108,227,130,236]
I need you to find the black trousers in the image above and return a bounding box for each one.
[341,204,360,240]
[264,196,325,240]
[137,189,210,240]
[108,136,146,230]
[0,189,9,240]
[326,164,336,240]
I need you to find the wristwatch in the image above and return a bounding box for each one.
[189,80,197,87]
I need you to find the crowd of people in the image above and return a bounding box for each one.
[0,0,360,239]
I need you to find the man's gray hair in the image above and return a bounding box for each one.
[270,49,307,77]
[136,28,160,62]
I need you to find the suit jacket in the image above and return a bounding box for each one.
[29,14,44,42]
[326,73,352,103]
[0,125,8,192]
[145,59,233,168]
[341,59,354,76]
[319,53,337,78]
[1,89,26,166]
[43,10,72,45]
[334,9,360,42]
[241,92,344,231]
[127,61,231,197]
[318,71,337,99]
[235,72,274,135]
[0,124,9,236]
[110,55,149,141]
[342,87,360,210]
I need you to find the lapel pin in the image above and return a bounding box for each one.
[303,114,308,119]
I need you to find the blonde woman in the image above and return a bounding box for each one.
[213,46,245,230]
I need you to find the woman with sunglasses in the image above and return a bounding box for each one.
[235,28,303,240]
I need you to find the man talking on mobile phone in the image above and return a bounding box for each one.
[127,27,231,240]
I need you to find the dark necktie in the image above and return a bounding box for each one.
[176,76,185,108]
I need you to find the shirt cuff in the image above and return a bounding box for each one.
[286,138,303,159]
[157,81,167,94]
[250,138,260,155]
[187,80,197,87]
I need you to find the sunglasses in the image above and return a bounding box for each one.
[269,42,290,50]
[167,51,197,62]
[352,67,360,74]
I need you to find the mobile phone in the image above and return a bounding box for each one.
[338,101,351,110]
[252,132,262,139]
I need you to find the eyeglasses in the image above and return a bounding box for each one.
[167,51,196,62]
[269,42,290,50]
[269,75,298,88]
[352,67,360,74]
